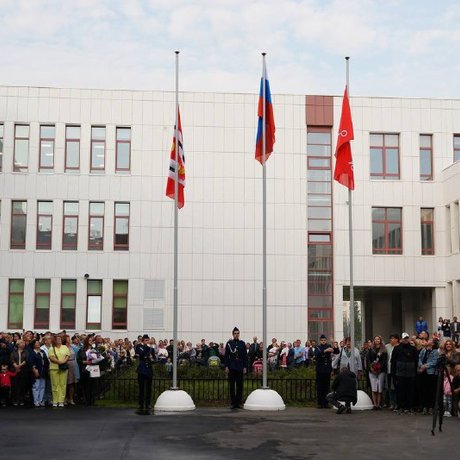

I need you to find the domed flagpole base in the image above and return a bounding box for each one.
[333,390,373,411]
[244,388,286,411]
[154,389,196,412]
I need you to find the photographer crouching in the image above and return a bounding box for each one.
[135,334,155,415]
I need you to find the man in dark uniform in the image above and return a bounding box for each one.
[314,334,333,408]
[224,327,248,409]
[135,334,155,415]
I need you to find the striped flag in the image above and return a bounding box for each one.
[255,62,275,164]
[166,110,185,208]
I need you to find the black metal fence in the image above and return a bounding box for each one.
[95,374,370,405]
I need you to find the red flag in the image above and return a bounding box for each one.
[333,86,354,190]
[165,110,185,208]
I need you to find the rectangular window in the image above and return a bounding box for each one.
[14,124,29,172]
[39,125,55,170]
[116,127,131,172]
[454,135,460,163]
[65,125,80,171]
[114,202,130,250]
[370,133,400,180]
[11,200,27,249]
[372,207,403,254]
[420,135,433,181]
[91,126,106,171]
[0,123,4,172]
[36,201,53,250]
[34,279,50,329]
[112,280,128,329]
[61,279,76,329]
[63,201,78,250]
[8,279,24,329]
[87,280,102,330]
[88,202,104,250]
[421,208,434,255]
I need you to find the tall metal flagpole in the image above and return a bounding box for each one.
[346,56,355,374]
[172,50,179,390]
[261,53,268,389]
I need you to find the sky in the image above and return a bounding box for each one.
[1,0,460,98]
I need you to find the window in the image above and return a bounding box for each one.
[91,126,106,171]
[11,200,27,249]
[114,202,129,250]
[372,207,402,254]
[116,127,131,172]
[39,125,55,170]
[34,279,50,329]
[61,279,76,329]
[370,133,400,180]
[14,124,29,172]
[87,280,102,330]
[0,123,4,172]
[8,279,24,329]
[420,135,433,181]
[88,202,104,250]
[421,208,434,255]
[454,135,460,163]
[65,125,80,171]
[63,201,78,250]
[113,280,128,329]
[37,201,53,250]
[307,127,333,340]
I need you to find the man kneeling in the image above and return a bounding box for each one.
[327,366,358,414]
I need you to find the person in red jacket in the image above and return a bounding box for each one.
[0,363,17,407]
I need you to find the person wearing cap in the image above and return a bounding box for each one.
[224,327,248,409]
[391,332,418,414]
[135,334,155,415]
[315,334,334,408]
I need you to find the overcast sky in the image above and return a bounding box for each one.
[1,0,459,98]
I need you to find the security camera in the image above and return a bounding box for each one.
[84,273,90,279]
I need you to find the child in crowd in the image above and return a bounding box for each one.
[443,372,453,417]
[0,363,16,407]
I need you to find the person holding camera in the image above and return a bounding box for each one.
[135,334,155,415]
[224,327,248,409]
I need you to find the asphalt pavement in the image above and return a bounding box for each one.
[2,406,458,460]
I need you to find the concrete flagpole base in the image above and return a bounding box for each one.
[244,388,286,411]
[154,389,196,412]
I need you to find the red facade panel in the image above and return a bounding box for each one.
[306,95,334,127]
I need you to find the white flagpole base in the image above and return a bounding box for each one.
[244,388,286,411]
[332,390,373,411]
[154,389,196,412]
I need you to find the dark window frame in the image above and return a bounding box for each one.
[60,279,77,330]
[372,207,403,255]
[88,202,105,251]
[10,200,27,249]
[90,126,106,172]
[65,125,81,171]
[39,125,55,171]
[62,201,79,250]
[86,279,102,330]
[34,279,51,329]
[115,127,131,172]
[112,280,128,330]
[370,133,400,180]
[114,202,130,251]
[8,279,24,329]
[13,124,29,172]
[421,208,435,255]
[36,201,53,250]
[419,134,433,181]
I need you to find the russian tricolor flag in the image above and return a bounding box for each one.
[255,62,275,164]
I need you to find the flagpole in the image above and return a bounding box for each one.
[261,52,268,389]
[345,56,356,374]
[172,50,179,390]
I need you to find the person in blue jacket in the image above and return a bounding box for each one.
[415,316,428,336]
[135,334,155,415]
[417,337,439,414]
[224,327,248,409]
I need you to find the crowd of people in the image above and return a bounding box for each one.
[1,315,460,415]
